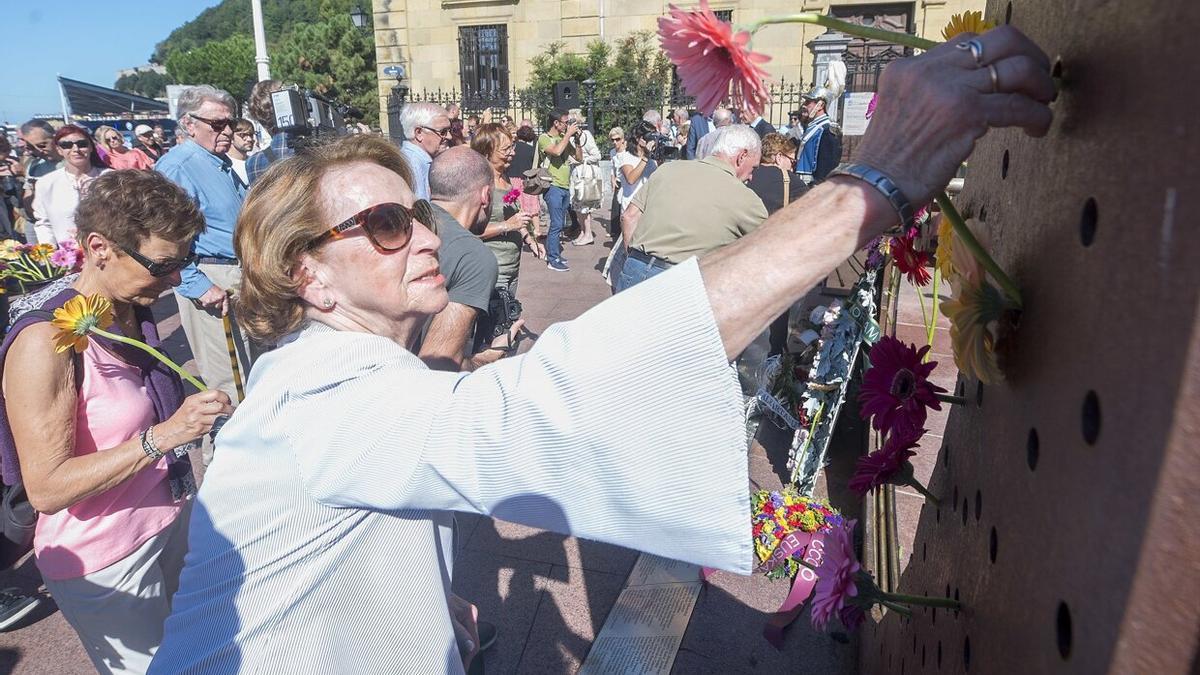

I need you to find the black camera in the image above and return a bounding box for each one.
[633,121,677,162]
[270,86,347,137]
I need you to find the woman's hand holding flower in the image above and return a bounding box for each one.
[158,390,234,447]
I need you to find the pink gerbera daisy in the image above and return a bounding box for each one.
[658,0,772,118]
[811,519,861,630]
[859,336,946,436]
[848,426,924,495]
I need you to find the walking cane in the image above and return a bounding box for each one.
[221,305,245,404]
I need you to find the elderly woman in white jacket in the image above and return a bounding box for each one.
[150,26,1054,674]
[567,108,603,246]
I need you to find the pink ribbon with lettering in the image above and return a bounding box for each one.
[762,531,827,649]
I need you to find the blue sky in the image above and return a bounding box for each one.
[0,1,221,124]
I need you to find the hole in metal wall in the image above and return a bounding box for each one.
[913,634,917,655]
[990,526,998,563]
[1052,57,1064,79]
[955,378,964,397]
[923,541,927,561]
[964,635,971,670]
[975,490,982,521]
[943,443,950,469]
[962,499,969,525]
[1005,1,1013,23]
[937,640,943,668]
[1001,149,1009,179]
[936,507,941,524]
[954,588,961,618]
[1080,197,1098,247]
[1027,428,1040,471]
[922,644,927,667]
[953,485,959,509]
[976,380,984,406]
[1057,602,1073,659]
[1082,390,1101,445]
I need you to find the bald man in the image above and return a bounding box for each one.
[420,146,517,371]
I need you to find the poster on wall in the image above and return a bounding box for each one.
[841,91,875,136]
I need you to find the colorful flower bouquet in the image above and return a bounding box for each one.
[0,239,83,293]
[752,487,843,581]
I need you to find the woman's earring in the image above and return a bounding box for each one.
[322,298,334,309]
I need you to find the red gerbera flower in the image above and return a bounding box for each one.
[890,235,932,286]
[859,336,946,436]
[658,0,772,118]
[848,426,923,496]
[811,519,861,631]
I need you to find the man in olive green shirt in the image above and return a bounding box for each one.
[537,108,583,271]
[615,124,767,292]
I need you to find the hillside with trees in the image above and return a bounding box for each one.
[115,0,378,125]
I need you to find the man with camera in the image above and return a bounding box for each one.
[536,108,583,272]
[614,124,767,292]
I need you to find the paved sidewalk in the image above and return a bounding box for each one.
[0,229,860,674]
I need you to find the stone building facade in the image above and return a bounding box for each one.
[372,0,985,133]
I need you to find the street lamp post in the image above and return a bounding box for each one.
[250,0,271,80]
[350,5,369,31]
[582,78,597,134]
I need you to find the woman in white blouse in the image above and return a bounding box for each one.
[150,27,1055,673]
[32,125,109,245]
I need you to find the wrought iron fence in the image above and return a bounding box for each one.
[398,79,811,146]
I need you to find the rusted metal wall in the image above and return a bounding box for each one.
[859,0,1200,672]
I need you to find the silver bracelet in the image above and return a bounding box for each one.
[141,426,165,461]
[828,162,915,229]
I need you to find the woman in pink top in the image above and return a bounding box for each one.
[95,125,155,170]
[1,170,232,674]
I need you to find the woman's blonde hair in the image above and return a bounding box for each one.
[760,132,795,165]
[94,125,121,146]
[469,123,512,168]
[235,134,413,343]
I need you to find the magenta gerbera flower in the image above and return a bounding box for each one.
[810,519,861,631]
[658,0,772,118]
[848,426,923,496]
[859,336,946,436]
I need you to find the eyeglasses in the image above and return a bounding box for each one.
[311,201,437,252]
[188,113,234,132]
[120,246,197,278]
[57,139,90,150]
[105,136,122,143]
[417,125,452,139]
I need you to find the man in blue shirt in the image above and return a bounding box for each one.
[397,102,451,200]
[795,88,843,185]
[155,85,250,438]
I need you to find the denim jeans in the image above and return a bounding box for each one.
[544,185,571,261]
[614,251,672,293]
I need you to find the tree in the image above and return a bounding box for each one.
[526,32,673,150]
[115,70,175,99]
[273,10,378,125]
[165,34,258,102]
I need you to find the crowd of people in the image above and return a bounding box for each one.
[0,23,1057,673]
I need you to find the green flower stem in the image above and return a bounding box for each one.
[934,392,970,406]
[904,476,941,507]
[878,598,913,616]
[925,269,941,360]
[744,13,939,51]
[916,278,931,336]
[90,327,208,392]
[935,192,1023,308]
[878,591,961,610]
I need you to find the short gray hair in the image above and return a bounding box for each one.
[642,109,662,127]
[712,107,733,127]
[176,85,237,123]
[399,103,447,141]
[429,145,493,202]
[701,124,761,160]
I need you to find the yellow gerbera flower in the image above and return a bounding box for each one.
[940,276,1006,384]
[0,240,21,261]
[942,10,995,40]
[935,215,955,280]
[28,244,55,263]
[50,294,114,354]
